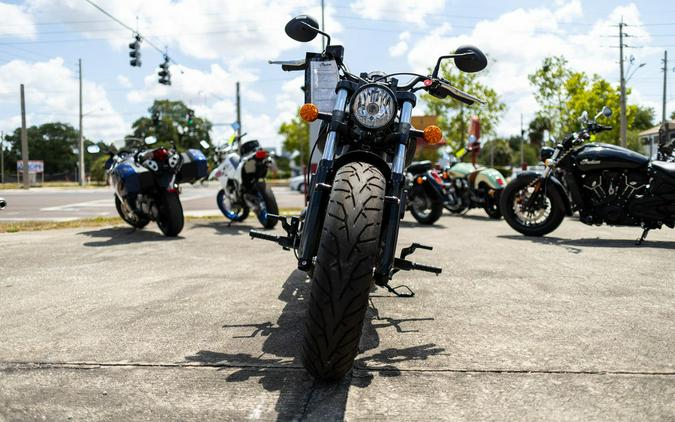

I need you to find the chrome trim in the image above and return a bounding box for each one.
[321,89,349,160]
[392,144,407,174]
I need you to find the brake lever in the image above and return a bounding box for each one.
[269,59,306,72]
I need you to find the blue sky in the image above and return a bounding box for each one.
[0,0,673,150]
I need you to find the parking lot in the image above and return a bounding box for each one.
[1,211,674,420]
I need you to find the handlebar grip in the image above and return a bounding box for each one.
[281,63,306,72]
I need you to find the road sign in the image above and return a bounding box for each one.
[16,160,44,174]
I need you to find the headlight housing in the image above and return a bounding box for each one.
[351,84,397,130]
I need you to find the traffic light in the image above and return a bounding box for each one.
[128,34,142,67]
[186,111,194,126]
[158,56,171,85]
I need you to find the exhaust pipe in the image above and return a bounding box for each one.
[0,198,6,210]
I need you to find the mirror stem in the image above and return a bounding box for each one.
[300,22,331,49]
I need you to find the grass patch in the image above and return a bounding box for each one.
[0,208,303,233]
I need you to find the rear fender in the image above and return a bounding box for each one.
[474,168,506,190]
[513,171,572,216]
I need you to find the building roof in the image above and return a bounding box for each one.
[639,120,675,137]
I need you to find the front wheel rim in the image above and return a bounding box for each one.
[511,187,552,227]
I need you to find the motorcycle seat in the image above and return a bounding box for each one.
[652,161,675,178]
[407,161,433,174]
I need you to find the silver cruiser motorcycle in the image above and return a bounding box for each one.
[250,15,488,380]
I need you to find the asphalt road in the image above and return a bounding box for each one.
[1,211,674,421]
[0,184,304,221]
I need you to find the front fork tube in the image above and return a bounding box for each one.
[297,89,349,271]
[375,101,414,283]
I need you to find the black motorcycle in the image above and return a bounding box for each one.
[250,14,487,380]
[405,160,447,224]
[103,137,208,237]
[500,107,675,243]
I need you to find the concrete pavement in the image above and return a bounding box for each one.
[0,211,673,420]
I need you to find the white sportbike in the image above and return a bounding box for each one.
[209,134,278,229]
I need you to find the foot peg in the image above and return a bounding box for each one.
[391,243,442,277]
[250,214,299,250]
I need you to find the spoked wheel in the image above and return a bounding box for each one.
[500,176,565,236]
[255,185,278,229]
[115,195,149,229]
[217,189,249,222]
[156,191,184,237]
[408,187,443,224]
[302,162,385,380]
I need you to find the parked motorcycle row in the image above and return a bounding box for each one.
[8,13,673,384]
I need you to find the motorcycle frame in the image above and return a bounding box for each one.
[295,79,416,284]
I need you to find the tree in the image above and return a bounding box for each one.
[4,123,81,178]
[423,60,506,152]
[130,100,212,151]
[478,138,513,167]
[634,106,655,130]
[278,110,310,165]
[528,115,552,146]
[670,110,675,121]
[528,56,572,137]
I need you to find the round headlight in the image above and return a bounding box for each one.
[351,84,397,130]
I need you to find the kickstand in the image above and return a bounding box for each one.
[636,228,650,246]
[227,221,233,228]
[384,284,415,298]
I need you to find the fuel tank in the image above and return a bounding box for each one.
[574,143,649,172]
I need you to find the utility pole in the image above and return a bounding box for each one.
[618,19,628,148]
[235,81,241,138]
[321,0,326,50]
[662,50,668,124]
[78,58,85,186]
[20,84,29,189]
[0,131,4,184]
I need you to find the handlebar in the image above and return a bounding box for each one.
[269,59,306,72]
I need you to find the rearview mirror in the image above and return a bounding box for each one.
[579,111,589,124]
[285,15,320,42]
[602,106,612,117]
[144,136,157,145]
[86,145,100,154]
[453,45,488,73]
[199,140,210,149]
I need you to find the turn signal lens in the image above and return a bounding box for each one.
[299,103,319,122]
[423,125,443,144]
[416,176,424,185]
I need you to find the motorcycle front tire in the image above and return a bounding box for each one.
[156,191,184,237]
[500,177,565,237]
[216,189,249,222]
[301,162,385,380]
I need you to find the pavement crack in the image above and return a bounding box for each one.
[1,361,674,377]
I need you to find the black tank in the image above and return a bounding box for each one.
[574,143,649,171]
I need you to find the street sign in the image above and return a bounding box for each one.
[16,160,44,174]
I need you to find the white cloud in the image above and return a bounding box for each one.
[406,1,653,136]
[0,58,126,140]
[389,31,411,58]
[25,0,342,64]
[350,0,445,25]
[117,75,132,88]
[0,2,36,38]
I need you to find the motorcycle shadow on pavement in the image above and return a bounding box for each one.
[78,227,184,247]
[499,234,675,252]
[191,220,260,236]
[183,270,444,421]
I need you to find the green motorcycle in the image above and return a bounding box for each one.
[441,156,506,219]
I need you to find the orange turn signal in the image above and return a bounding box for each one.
[423,125,443,144]
[299,103,319,122]
[416,176,424,185]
